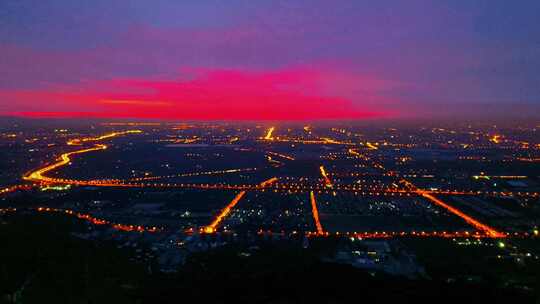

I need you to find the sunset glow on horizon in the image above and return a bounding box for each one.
[1,1,539,120]
[2,67,390,120]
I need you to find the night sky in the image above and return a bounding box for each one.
[1,0,539,120]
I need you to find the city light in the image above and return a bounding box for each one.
[309,191,324,235]
[10,125,539,242]
[264,127,275,140]
[419,192,506,238]
[319,165,333,188]
[203,177,278,233]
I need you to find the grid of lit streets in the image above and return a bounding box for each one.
[2,123,540,244]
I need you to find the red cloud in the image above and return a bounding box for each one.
[3,67,394,120]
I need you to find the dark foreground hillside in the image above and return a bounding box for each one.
[1,214,537,304]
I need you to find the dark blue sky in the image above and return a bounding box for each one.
[1,0,539,119]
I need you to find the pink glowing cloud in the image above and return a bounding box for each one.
[3,66,398,120]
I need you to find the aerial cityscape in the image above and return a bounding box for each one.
[1,0,540,303]
[2,120,539,302]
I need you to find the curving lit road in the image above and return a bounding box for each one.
[24,130,142,183]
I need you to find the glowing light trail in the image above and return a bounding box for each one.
[36,207,160,232]
[1,208,523,239]
[204,191,246,233]
[319,165,333,188]
[348,148,360,156]
[0,184,32,195]
[266,151,295,161]
[419,191,505,238]
[203,177,278,233]
[264,127,275,140]
[125,168,257,182]
[259,177,279,187]
[348,148,370,161]
[401,179,505,238]
[24,130,143,183]
[67,130,142,145]
[489,135,502,144]
[365,142,378,150]
[24,144,108,182]
[310,191,324,234]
